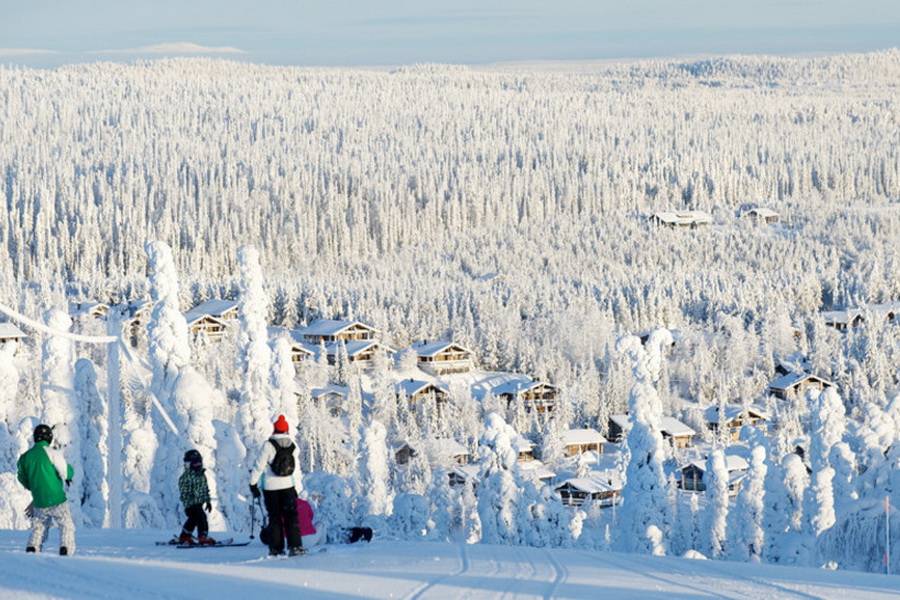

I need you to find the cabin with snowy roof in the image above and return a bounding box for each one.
[300,319,378,344]
[608,414,695,448]
[822,302,900,331]
[767,372,832,401]
[0,323,27,355]
[704,405,768,441]
[514,436,536,462]
[742,207,780,224]
[310,384,348,417]
[649,210,712,228]
[561,428,606,456]
[518,460,556,485]
[183,312,228,341]
[395,438,469,467]
[412,340,475,375]
[268,327,316,364]
[188,299,239,322]
[448,464,481,489]
[326,339,394,366]
[493,379,559,413]
[124,300,152,346]
[678,455,749,495]
[394,379,450,405]
[555,472,622,508]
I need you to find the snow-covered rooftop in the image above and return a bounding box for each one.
[492,378,556,396]
[555,471,622,494]
[394,379,448,397]
[660,417,696,437]
[326,339,394,357]
[651,210,713,226]
[186,298,238,320]
[183,312,228,327]
[514,435,535,453]
[311,384,348,399]
[411,340,473,358]
[561,428,606,446]
[301,318,378,336]
[744,207,779,218]
[518,460,556,481]
[0,323,26,339]
[703,405,767,423]
[681,455,749,474]
[768,372,832,391]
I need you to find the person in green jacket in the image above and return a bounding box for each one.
[16,424,76,555]
[177,449,215,545]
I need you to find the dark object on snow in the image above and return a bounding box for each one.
[59,546,68,556]
[268,440,296,477]
[33,424,53,444]
[346,527,373,544]
[249,483,261,499]
[26,546,36,553]
[289,546,305,556]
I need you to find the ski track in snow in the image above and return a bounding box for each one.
[0,530,898,599]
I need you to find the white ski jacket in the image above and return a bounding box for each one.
[249,434,300,491]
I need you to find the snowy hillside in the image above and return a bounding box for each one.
[0,530,897,599]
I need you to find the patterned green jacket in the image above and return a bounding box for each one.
[178,468,210,508]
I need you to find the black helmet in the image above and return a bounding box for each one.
[33,424,53,444]
[183,449,202,468]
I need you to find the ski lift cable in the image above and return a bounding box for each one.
[0,301,178,434]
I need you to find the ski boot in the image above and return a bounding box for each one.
[289,546,306,557]
[59,547,68,556]
[198,534,217,546]
[25,546,36,553]
[178,532,196,546]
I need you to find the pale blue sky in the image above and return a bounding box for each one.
[2,0,899,66]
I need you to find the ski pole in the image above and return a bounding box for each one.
[250,497,256,540]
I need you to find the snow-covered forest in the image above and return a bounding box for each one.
[0,50,898,574]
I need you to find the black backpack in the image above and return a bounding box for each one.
[269,439,295,477]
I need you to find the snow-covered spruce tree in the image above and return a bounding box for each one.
[615,331,673,555]
[236,245,274,452]
[359,419,392,518]
[476,412,522,545]
[41,308,82,525]
[270,335,299,428]
[460,479,482,544]
[73,358,108,528]
[334,340,351,387]
[703,449,730,559]
[427,466,454,541]
[728,445,767,562]
[805,387,845,542]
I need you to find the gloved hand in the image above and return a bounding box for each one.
[204,501,212,513]
[250,484,261,499]
[25,503,34,518]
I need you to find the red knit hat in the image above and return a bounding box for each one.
[273,415,289,434]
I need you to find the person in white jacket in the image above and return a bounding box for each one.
[249,415,303,556]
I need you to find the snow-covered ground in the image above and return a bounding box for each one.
[0,530,896,599]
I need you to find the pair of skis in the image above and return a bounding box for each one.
[156,537,250,548]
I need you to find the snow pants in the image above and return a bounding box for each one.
[29,502,76,554]
[182,504,208,538]
[263,488,301,553]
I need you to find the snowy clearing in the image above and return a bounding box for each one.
[0,530,896,599]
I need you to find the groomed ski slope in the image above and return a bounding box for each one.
[0,531,897,599]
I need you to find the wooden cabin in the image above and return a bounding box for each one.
[742,207,780,224]
[493,379,559,413]
[555,473,622,508]
[514,436,536,462]
[394,380,450,412]
[396,439,469,467]
[767,373,832,401]
[184,313,228,341]
[412,340,475,375]
[518,460,556,485]
[822,309,864,331]
[678,455,749,496]
[310,385,348,417]
[125,300,152,347]
[561,428,606,457]
[448,464,480,489]
[268,327,316,365]
[609,414,695,448]
[327,340,394,366]
[0,323,27,355]
[704,405,768,441]
[188,299,239,322]
[300,319,378,344]
[649,210,712,228]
